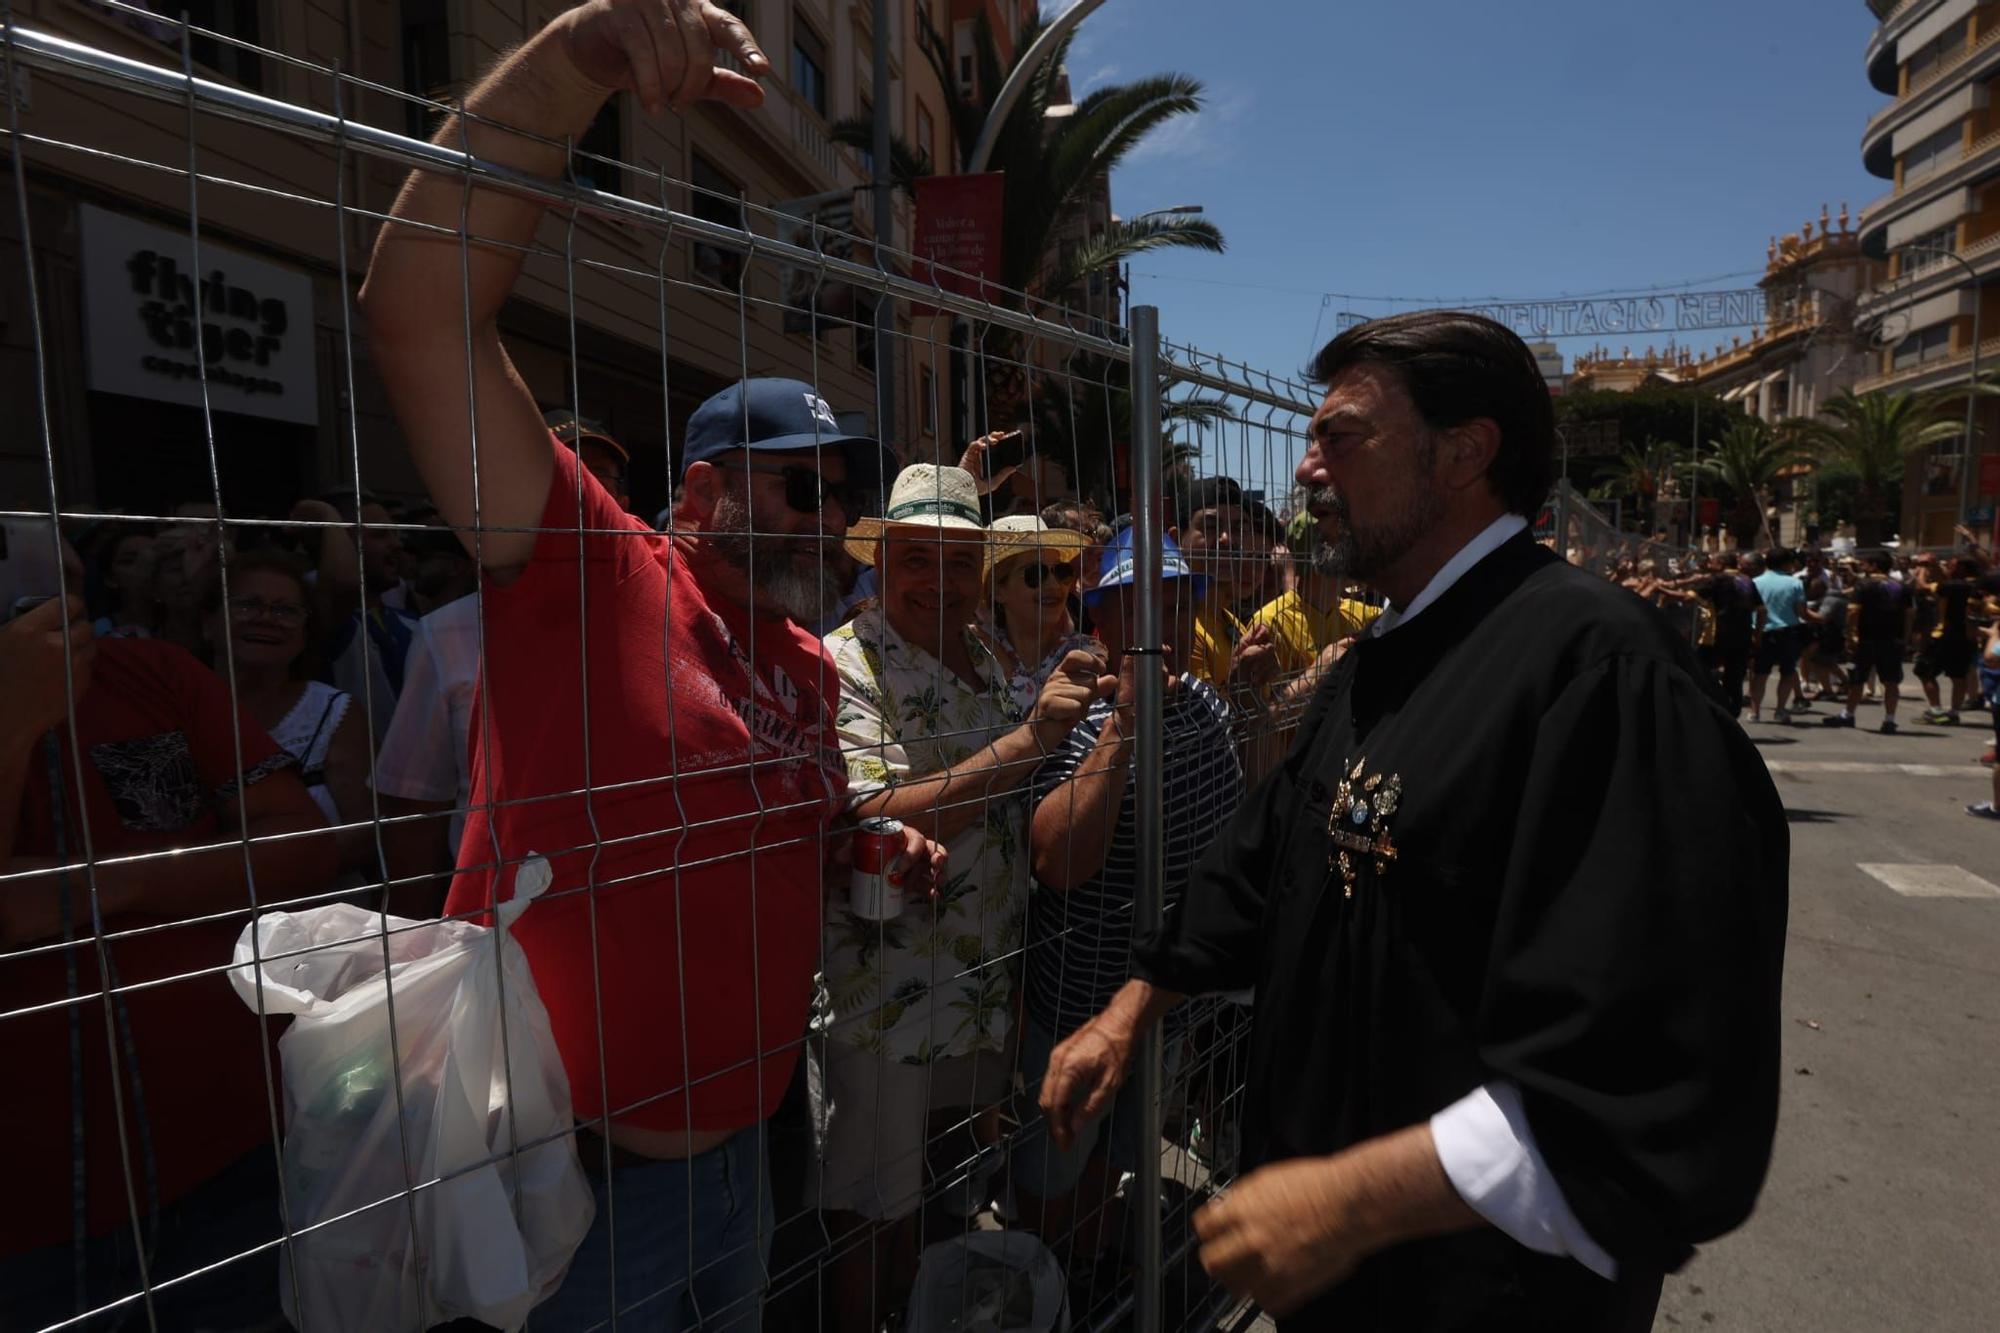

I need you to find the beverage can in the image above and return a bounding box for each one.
[849,816,905,920]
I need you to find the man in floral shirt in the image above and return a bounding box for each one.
[818,464,1110,1332]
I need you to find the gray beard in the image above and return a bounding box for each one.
[1308,438,1443,582]
[705,494,847,623]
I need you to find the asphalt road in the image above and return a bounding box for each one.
[1654,694,2000,1332]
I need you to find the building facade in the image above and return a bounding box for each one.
[1,0,1041,522]
[1857,0,2000,546]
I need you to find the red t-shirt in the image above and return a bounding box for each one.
[3,638,296,1251]
[443,447,846,1135]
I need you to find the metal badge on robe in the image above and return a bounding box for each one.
[1327,757,1402,899]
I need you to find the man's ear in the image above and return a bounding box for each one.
[1440,418,1502,493]
[679,461,721,528]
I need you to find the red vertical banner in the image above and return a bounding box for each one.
[1978,452,2000,496]
[912,173,1005,315]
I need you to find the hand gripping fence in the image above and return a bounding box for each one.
[1,8,1330,1332]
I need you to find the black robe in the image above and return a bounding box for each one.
[1133,531,1788,1332]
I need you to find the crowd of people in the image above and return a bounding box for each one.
[1590,537,2000,817]
[0,391,1380,1333]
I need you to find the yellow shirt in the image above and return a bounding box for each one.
[1249,588,1383,680]
[1188,595,1242,688]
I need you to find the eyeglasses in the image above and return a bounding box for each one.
[584,461,629,492]
[718,460,872,519]
[1017,560,1078,589]
[228,597,307,626]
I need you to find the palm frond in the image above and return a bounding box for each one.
[1045,215,1225,295]
[829,117,935,194]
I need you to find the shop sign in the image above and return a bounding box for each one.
[79,204,317,425]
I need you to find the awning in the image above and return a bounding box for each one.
[1885,188,1970,250]
[1899,0,1976,60]
[1891,84,1979,156]
[1904,287,1974,332]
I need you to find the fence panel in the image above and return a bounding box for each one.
[0,10,1335,1333]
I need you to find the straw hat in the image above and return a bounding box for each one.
[844,464,986,564]
[983,515,1091,583]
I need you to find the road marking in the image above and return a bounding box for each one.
[1766,761,1974,777]
[1858,864,2000,899]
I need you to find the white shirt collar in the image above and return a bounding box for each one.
[1369,513,1529,637]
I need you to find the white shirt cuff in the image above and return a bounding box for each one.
[1430,1080,1619,1282]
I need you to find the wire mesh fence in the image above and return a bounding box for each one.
[0,7,1336,1332]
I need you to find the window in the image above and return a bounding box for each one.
[400,0,450,138]
[857,95,875,175]
[1902,123,1964,186]
[919,364,937,437]
[1902,224,1958,274]
[793,15,829,118]
[1906,19,1966,87]
[915,101,936,167]
[141,0,263,89]
[690,153,745,290]
[959,53,974,91]
[574,98,625,198]
[1892,321,1954,370]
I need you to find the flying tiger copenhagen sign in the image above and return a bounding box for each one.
[78,204,319,426]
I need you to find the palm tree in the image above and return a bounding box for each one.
[1792,381,1998,544]
[832,10,1224,308]
[1685,418,1808,548]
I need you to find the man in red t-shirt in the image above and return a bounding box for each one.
[359,5,941,1326]
[2,595,337,1330]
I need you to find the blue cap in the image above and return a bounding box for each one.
[680,378,895,490]
[1082,523,1206,608]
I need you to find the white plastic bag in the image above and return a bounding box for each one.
[907,1231,1070,1333]
[230,857,594,1332]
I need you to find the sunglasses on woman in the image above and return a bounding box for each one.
[1016,560,1078,589]
[719,460,873,519]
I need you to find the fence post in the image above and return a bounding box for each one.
[1129,304,1166,1333]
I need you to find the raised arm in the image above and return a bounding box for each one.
[357,1,768,577]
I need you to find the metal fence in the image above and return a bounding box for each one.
[1,9,1327,1333]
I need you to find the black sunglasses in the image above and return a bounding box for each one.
[1017,560,1078,589]
[719,460,873,519]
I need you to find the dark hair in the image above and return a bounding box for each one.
[1041,499,1110,543]
[1866,550,1893,573]
[1951,555,1981,579]
[1767,546,1795,571]
[1306,311,1556,516]
[1171,475,1245,530]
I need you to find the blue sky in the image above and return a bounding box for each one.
[1050,0,1885,391]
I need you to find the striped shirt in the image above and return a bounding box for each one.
[1024,676,1244,1040]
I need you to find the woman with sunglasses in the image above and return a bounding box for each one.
[981,515,1101,715]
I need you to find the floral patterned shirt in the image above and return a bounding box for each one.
[822,606,1031,1064]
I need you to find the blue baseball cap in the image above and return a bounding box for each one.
[680,378,894,493]
[1082,523,1206,608]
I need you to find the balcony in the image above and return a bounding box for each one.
[790,96,842,184]
[1868,0,1949,93]
[1864,18,2000,148]
[1860,123,2000,256]
[1855,332,2000,393]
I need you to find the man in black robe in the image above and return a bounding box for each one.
[1041,311,1788,1331]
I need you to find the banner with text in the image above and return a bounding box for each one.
[913,173,1004,315]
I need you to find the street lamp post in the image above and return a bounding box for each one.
[1894,244,1983,533]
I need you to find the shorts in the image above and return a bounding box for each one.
[808,1037,1012,1221]
[1914,635,1976,682]
[1009,1016,1182,1201]
[1848,639,1905,687]
[1754,626,1803,676]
